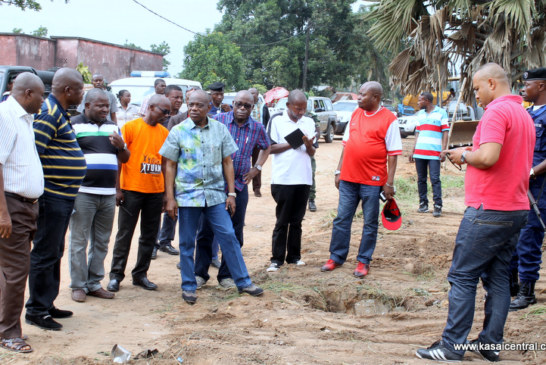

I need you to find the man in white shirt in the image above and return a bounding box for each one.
[266,90,316,272]
[0,72,45,353]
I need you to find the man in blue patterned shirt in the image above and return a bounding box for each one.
[194,90,270,289]
[160,90,263,304]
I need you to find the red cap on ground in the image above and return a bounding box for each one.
[382,198,402,230]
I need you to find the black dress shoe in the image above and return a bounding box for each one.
[133,277,157,290]
[48,307,73,318]
[159,243,179,255]
[151,246,158,260]
[107,279,120,292]
[25,314,62,331]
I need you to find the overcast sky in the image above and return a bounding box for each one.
[0,0,368,79]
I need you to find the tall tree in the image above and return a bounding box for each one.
[180,31,247,91]
[31,25,47,37]
[150,41,171,71]
[367,0,546,102]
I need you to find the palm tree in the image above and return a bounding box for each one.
[366,0,545,103]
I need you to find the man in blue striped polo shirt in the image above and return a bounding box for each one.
[68,89,130,303]
[409,92,449,217]
[26,68,87,331]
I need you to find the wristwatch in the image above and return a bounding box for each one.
[254,164,262,171]
[122,143,128,151]
[334,170,341,175]
[461,150,468,163]
[227,192,237,198]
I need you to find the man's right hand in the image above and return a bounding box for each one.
[0,211,12,239]
[116,190,124,206]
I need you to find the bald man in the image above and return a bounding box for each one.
[0,73,44,352]
[107,94,170,293]
[266,90,316,272]
[321,81,401,277]
[416,63,535,362]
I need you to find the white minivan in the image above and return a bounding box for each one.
[109,71,202,107]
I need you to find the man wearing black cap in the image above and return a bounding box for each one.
[510,67,546,311]
[208,82,231,117]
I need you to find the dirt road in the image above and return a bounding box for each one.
[4,137,544,364]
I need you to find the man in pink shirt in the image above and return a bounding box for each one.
[416,63,535,362]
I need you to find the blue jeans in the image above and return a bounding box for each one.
[195,185,248,282]
[68,193,116,292]
[26,194,75,316]
[415,158,442,207]
[329,181,380,265]
[442,207,528,355]
[178,203,252,292]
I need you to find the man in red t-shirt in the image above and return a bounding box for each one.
[416,63,534,362]
[320,81,402,277]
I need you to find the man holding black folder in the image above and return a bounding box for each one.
[266,90,316,272]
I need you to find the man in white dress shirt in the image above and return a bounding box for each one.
[0,72,45,353]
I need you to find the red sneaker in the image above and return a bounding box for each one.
[321,259,341,272]
[354,262,369,277]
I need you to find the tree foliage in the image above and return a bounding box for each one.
[0,0,69,11]
[31,25,47,37]
[150,41,171,71]
[180,31,247,91]
[367,0,546,103]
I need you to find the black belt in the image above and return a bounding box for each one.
[4,192,39,204]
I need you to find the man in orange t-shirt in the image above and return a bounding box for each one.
[321,81,402,277]
[107,95,170,293]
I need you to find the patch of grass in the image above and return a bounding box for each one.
[523,305,546,318]
[261,281,305,294]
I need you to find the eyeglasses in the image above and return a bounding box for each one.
[233,101,253,110]
[154,105,170,116]
[446,153,462,171]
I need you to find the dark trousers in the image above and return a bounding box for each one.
[155,212,177,249]
[109,190,163,282]
[415,158,442,207]
[1,195,38,338]
[251,147,262,193]
[270,184,310,265]
[195,185,248,281]
[26,194,74,316]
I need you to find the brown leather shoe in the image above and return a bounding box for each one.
[88,288,115,299]
[71,289,86,303]
[254,190,262,197]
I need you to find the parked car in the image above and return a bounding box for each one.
[0,65,54,98]
[398,114,419,138]
[109,73,202,107]
[332,100,358,135]
[268,96,339,143]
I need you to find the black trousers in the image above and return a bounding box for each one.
[26,194,74,316]
[109,190,163,282]
[270,184,310,265]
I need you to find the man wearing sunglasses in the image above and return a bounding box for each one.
[193,90,271,289]
[107,95,170,293]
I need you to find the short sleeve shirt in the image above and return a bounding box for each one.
[159,117,238,207]
[413,106,449,160]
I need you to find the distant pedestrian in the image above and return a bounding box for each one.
[416,63,534,362]
[320,81,401,277]
[139,78,166,116]
[409,92,449,217]
[115,89,139,129]
[69,88,130,303]
[0,72,44,353]
[207,82,231,117]
[248,87,271,197]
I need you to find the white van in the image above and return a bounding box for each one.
[109,71,202,107]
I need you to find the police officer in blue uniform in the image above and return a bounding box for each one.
[510,67,546,311]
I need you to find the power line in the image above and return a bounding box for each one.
[131,0,198,35]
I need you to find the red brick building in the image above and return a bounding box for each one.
[0,33,163,82]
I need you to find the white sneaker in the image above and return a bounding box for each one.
[195,275,206,290]
[266,263,279,272]
[296,260,306,266]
